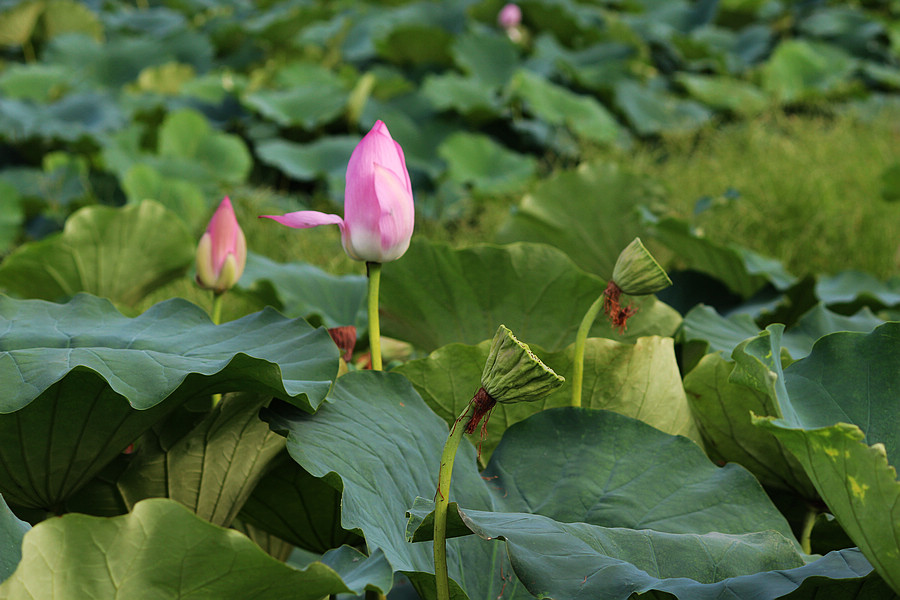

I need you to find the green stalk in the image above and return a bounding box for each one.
[571,294,605,408]
[800,506,818,555]
[367,261,383,371]
[211,292,224,407]
[211,292,224,325]
[434,403,475,600]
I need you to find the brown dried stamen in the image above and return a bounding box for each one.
[328,326,357,362]
[464,387,497,436]
[603,280,638,334]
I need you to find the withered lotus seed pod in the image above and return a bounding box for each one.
[610,237,672,296]
[481,325,564,404]
[465,325,564,436]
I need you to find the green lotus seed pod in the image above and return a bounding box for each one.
[611,237,672,296]
[481,325,565,404]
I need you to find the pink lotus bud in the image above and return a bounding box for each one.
[196,196,247,293]
[260,120,414,264]
[498,3,522,29]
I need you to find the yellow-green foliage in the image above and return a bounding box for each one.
[623,110,900,279]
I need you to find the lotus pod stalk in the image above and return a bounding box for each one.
[433,325,563,600]
[571,238,670,408]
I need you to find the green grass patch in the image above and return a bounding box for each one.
[619,110,900,280]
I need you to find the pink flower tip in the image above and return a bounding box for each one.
[196,196,247,294]
[498,3,522,29]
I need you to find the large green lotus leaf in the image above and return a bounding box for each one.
[243,64,347,129]
[239,252,367,332]
[394,335,699,461]
[0,498,376,599]
[117,392,285,527]
[0,64,70,102]
[262,371,506,600]
[263,371,810,600]
[437,132,537,195]
[613,80,713,136]
[40,0,103,42]
[0,181,22,253]
[682,303,883,358]
[0,495,29,583]
[510,69,622,145]
[684,352,817,499]
[1,162,87,208]
[681,304,759,354]
[410,505,880,600]
[379,240,681,352]
[815,271,900,310]
[0,293,337,413]
[651,216,796,297]
[231,518,293,562]
[122,164,208,233]
[238,454,363,554]
[376,24,454,67]
[675,73,770,116]
[451,31,518,87]
[740,324,900,592]
[0,93,125,142]
[0,201,193,306]
[761,40,857,103]
[156,109,252,185]
[58,453,129,518]
[42,28,212,88]
[0,1,43,46]
[420,73,501,119]
[255,136,360,199]
[0,294,338,508]
[495,163,663,276]
[529,33,638,92]
[102,110,250,187]
[318,547,394,597]
[778,568,899,600]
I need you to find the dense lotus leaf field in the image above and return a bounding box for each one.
[2,0,900,598]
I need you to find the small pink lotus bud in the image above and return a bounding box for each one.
[196,197,247,294]
[260,120,414,264]
[498,3,522,29]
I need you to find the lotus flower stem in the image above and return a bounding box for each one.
[211,292,224,326]
[434,402,475,600]
[211,292,225,406]
[367,261,383,370]
[800,506,818,555]
[572,295,605,408]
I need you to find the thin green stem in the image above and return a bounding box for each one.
[22,40,35,64]
[211,292,224,407]
[367,261,383,371]
[571,294,605,408]
[211,292,224,325]
[434,403,475,600]
[800,506,818,555]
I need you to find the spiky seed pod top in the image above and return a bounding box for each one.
[611,237,672,296]
[481,325,565,404]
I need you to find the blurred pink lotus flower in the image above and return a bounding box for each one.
[196,196,247,293]
[261,120,414,263]
[498,3,522,30]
